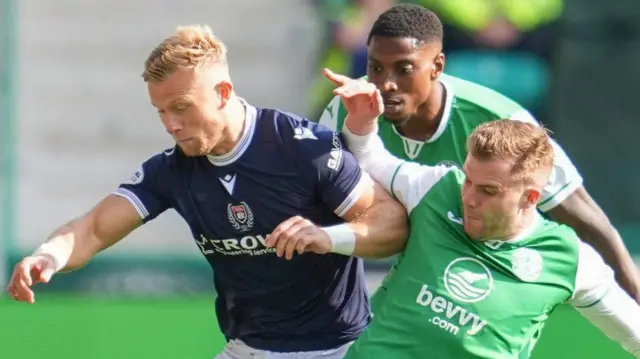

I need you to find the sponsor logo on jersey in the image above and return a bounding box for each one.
[327,132,343,170]
[511,247,543,282]
[444,258,493,303]
[415,257,492,336]
[227,202,254,233]
[124,166,144,185]
[195,233,275,256]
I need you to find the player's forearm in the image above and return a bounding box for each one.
[575,283,640,357]
[34,195,143,273]
[352,197,408,258]
[328,198,409,259]
[38,217,104,272]
[342,123,404,193]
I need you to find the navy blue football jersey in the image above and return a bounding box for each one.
[114,103,371,352]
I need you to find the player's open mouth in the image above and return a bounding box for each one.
[383,99,404,113]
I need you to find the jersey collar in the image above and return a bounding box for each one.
[390,77,454,145]
[206,98,257,166]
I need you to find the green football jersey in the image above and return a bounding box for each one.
[339,138,617,359]
[318,73,582,212]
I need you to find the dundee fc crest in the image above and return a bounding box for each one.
[227,202,254,232]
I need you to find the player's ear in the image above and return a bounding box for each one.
[522,187,542,208]
[432,53,445,79]
[215,81,233,108]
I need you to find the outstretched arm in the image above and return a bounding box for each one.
[570,241,640,357]
[7,151,173,303]
[7,194,145,303]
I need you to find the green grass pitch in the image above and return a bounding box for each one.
[0,295,633,359]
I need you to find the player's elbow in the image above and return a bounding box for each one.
[379,199,410,255]
[357,198,409,259]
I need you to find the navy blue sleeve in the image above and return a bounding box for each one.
[112,148,175,223]
[296,121,367,217]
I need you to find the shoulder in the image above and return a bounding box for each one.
[442,73,527,120]
[131,146,194,179]
[257,107,344,161]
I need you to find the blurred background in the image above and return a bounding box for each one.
[1,0,639,358]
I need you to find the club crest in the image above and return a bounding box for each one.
[227,202,254,232]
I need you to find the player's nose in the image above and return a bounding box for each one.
[162,117,183,135]
[462,192,478,209]
[379,74,398,93]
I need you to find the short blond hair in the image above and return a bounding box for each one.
[467,120,554,183]
[142,24,227,82]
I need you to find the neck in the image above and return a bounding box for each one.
[397,80,445,141]
[209,96,245,156]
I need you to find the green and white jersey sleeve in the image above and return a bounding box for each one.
[570,241,640,356]
[509,110,583,211]
[341,125,453,213]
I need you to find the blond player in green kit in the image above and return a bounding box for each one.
[325,72,640,358]
[318,3,640,301]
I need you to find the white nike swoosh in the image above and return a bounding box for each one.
[447,211,463,225]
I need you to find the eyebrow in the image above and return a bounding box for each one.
[367,56,415,64]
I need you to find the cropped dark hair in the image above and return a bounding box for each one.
[367,4,443,45]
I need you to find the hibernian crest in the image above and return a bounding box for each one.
[227,202,254,232]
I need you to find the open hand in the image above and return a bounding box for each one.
[7,254,57,303]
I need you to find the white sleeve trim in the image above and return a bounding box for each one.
[334,172,372,217]
[112,188,149,219]
[537,176,583,212]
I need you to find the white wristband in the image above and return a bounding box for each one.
[322,224,356,256]
[32,242,70,273]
